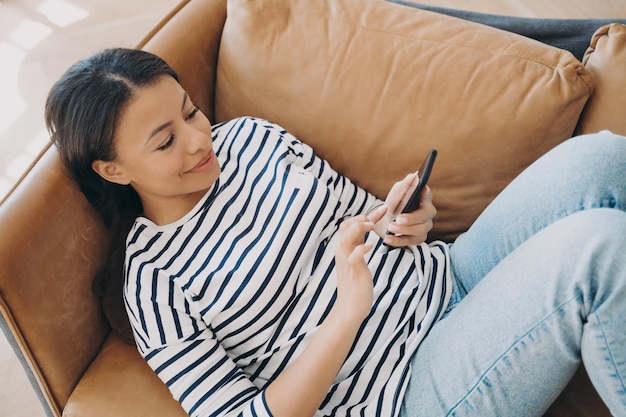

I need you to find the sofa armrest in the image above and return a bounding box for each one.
[0,146,112,414]
[576,23,626,136]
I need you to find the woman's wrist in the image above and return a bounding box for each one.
[264,304,363,417]
[328,300,369,332]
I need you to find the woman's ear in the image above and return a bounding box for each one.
[92,160,131,185]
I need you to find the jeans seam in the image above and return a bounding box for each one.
[596,314,626,394]
[447,293,581,416]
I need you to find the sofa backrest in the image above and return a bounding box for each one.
[215,0,594,242]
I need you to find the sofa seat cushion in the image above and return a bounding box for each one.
[62,334,186,417]
[215,0,593,241]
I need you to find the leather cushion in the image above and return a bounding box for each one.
[576,23,626,137]
[63,334,187,417]
[215,0,593,241]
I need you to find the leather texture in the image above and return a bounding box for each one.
[216,0,592,242]
[576,23,626,136]
[0,148,111,414]
[62,334,187,417]
[0,0,624,416]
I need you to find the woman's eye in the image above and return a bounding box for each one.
[158,135,174,151]
[186,106,199,120]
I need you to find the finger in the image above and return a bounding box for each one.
[388,218,433,237]
[420,185,433,206]
[339,214,370,229]
[385,173,418,216]
[395,185,433,217]
[384,233,422,248]
[343,214,375,230]
[366,204,387,224]
[348,243,374,264]
[391,208,435,231]
[392,214,432,233]
[339,217,375,246]
[394,197,437,229]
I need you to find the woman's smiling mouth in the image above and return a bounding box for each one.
[188,151,215,173]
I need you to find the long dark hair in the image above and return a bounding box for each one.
[45,48,179,226]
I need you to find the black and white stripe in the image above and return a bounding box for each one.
[124,117,452,417]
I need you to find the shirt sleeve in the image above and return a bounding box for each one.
[126,274,273,417]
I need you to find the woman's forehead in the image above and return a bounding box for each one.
[116,77,186,144]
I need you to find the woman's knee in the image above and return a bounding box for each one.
[552,209,626,289]
[554,130,626,172]
[554,207,626,246]
[535,131,626,210]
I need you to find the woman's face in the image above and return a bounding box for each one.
[92,75,219,225]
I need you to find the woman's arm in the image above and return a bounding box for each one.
[264,206,387,417]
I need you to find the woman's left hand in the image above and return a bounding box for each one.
[383,174,437,247]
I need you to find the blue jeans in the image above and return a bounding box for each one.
[401,131,626,416]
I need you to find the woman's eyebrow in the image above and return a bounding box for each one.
[145,92,189,145]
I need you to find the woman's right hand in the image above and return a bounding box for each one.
[334,205,387,322]
[265,205,388,417]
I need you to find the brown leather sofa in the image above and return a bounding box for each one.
[1,1,625,416]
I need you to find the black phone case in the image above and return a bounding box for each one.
[401,149,437,214]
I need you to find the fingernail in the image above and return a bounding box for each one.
[395,216,407,225]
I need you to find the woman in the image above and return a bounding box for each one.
[45,48,626,417]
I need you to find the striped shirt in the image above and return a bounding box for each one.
[124,117,452,417]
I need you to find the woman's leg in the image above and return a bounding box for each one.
[449,131,626,301]
[400,131,626,415]
[401,208,626,416]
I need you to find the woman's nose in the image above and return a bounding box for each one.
[183,125,209,154]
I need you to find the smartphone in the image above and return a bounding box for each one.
[399,149,437,213]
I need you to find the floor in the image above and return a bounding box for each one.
[0,0,179,415]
